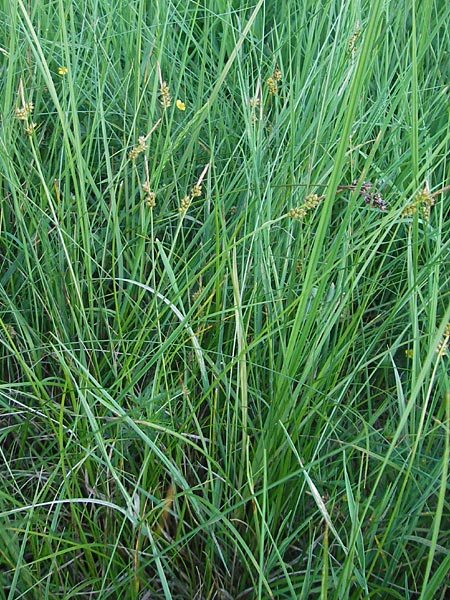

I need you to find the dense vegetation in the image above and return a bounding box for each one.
[1,0,449,598]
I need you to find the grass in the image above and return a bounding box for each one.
[1,0,449,598]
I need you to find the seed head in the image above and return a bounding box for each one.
[160,81,172,109]
[266,77,278,96]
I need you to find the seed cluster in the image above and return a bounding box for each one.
[402,184,435,219]
[178,183,203,214]
[288,194,321,220]
[352,180,387,211]
[266,65,282,96]
[160,81,172,109]
[288,179,388,222]
[436,323,450,357]
[128,135,147,160]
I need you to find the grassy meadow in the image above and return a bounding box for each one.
[1,0,449,598]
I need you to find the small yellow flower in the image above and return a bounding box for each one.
[176,99,186,111]
[58,66,68,76]
[405,348,414,359]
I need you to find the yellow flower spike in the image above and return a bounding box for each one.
[266,76,278,95]
[273,66,282,81]
[58,66,68,76]
[25,122,39,137]
[15,102,34,121]
[190,184,202,198]
[160,81,171,109]
[179,195,191,213]
[176,99,186,111]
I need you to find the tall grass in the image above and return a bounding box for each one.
[1,0,449,598]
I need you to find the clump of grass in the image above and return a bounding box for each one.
[1,0,449,599]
